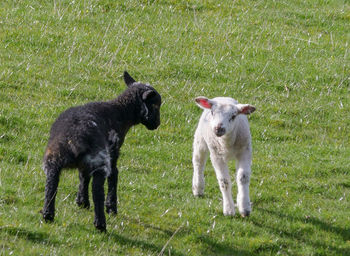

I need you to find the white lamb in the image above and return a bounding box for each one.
[192,96,256,217]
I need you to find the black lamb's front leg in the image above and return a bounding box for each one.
[42,166,61,222]
[106,165,118,214]
[76,169,91,209]
[92,171,106,232]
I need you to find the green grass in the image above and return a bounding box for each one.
[0,0,349,255]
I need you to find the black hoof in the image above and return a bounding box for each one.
[76,197,90,209]
[106,205,118,215]
[42,211,55,222]
[94,222,106,232]
[77,200,90,209]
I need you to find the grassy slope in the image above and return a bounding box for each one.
[0,0,349,255]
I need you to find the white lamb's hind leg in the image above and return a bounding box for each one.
[236,156,252,217]
[192,135,208,197]
[211,156,235,216]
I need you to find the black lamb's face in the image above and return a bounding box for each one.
[123,71,161,130]
[140,88,161,130]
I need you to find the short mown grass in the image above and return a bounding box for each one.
[0,0,349,255]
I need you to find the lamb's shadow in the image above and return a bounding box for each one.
[0,226,59,245]
[108,232,185,256]
[196,235,252,256]
[253,207,350,254]
[108,217,185,256]
[339,181,350,189]
[119,215,183,236]
[116,216,251,255]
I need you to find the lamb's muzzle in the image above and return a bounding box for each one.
[214,123,225,137]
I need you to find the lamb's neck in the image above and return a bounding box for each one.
[108,98,140,132]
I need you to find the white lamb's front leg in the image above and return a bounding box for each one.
[192,133,208,197]
[236,155,252,217]
[211,156,235,216]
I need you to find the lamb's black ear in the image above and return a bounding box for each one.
[123,71,136,86]
[142,90,156,101]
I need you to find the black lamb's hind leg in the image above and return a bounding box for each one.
[92,171,106,232]
[42,166,61,222]
[76,169,91,209]
[106,165,118,214]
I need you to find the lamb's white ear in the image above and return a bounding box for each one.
[237,104,256,115]
[195,97,213,109]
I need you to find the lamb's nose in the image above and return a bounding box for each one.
[215,124,225,137]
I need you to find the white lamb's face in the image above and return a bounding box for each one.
[210,102,240,137]
[195,96,256,137]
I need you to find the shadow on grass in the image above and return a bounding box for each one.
[108,232,186,256]
[253,207,350,254]
[106,215,187,255]
[118,216,251,255]
[122,215,175,236]
[0,226,58,245]
[339,181,350,189]
[196,235,252,256]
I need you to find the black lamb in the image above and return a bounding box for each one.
[42,71,162,231]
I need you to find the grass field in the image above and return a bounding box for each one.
[0,0,349,255]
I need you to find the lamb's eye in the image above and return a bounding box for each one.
[230,115,236,121]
